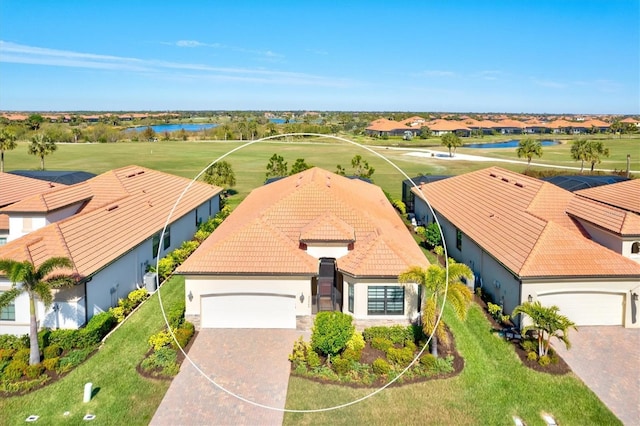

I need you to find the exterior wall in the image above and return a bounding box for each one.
[8,214,46,242]
[184,275,312,317]
[626,239,640,263]
[306,243,349,259]
[522,277,640,328]
[45,202,84,225]
[575,219,624,255]
[343,276,420,323]
[0,280,30,335]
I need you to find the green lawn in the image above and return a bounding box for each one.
[283,304,620,426]
[0,276,185,425]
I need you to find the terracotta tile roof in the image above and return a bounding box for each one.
[412,167,640,278]
[0,166,222,278]
[179,167,428,277]
[575,179,640,214]
[579,119,610,128]
[366,118,409,132]
[398,116,427,127]
[0,184,93,213]
[547,119,575,129]
[567,196,640,236]
[495,119,526,128]
[427,119,470,132]
[0,172,65,207]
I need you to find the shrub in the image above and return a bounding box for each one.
[370,337,393,352]
[527,351,538,361]
[392,199,406,215]
[13,348,31,364]
[128,288,149,306]
[193,229,210,243]
[167,300,186,329]
[109,306,126,323]
[49,329,81,350]
[141,347,179,376]
[420,353,437,369]
[80,311,117,346]
[0,348,16,362]
[148,330,173,350]
[363,325,413,345]
[57,347,94,371]
[372,358,391,375]
[331,356,351,376]
[306,349,321,368]
[3,360,27,381]
[433,355,455,373]
[500,314,511,325]
[0,360,9,375]
[43,344,62,359]
[289,337,309,366]
[311,311,354,357]
[38,328,51,349]
[157,256,176,281]
[538,355,551,366]
[386,347,414,367]
[520,339,537,353]
[42,357,59,371]
[342,347,362,363]
[172,325,195,350]
[25,363,45,379]
[487,302,502,320]
[345,331,365,352]
[118,297,135,315]
[404,340,417,352]
[0,334,27,350]
[423,222,442,247]
[0,375,50,394]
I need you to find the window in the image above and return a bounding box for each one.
[632,242,640,255]
[152,233,160,258]
[0,292,15,321]
[0,237,6,246]
[163,226,171,250]
[348,284,354,313]
[456,228,462,251]
[417,285,422,313]
[367,286,404,315]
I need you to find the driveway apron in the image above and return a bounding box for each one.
[151,329,304,426]
[552,326,639,425]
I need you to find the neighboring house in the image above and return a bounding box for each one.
[427,119,471,137]
[0,166,222,335]
[365,118,419,137]
[178,167,428,329]
[412,167,640,328]
[542,174,629,192]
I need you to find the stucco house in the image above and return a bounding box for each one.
[0,166,222,335]
[412,167,640,328]
[178,167,428,329]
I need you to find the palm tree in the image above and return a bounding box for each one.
[0,257,76,365]
[512,301,577,357]
[28,133,58,170]
[399,259,473,357]
[570,139,589,173]
[584,140,610,173]
[516,138,543,169]
[0,127,18,172]
[441,133,462,157]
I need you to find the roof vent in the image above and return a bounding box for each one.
[515,182,524,188]
[106,205,118,212]
[126,173,136,178]
[501,177,509,183]
[137,171,145,176]
[489,173,497,178]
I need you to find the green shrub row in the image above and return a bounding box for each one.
[48,311,116,350]
[109,288,150,322]
[363,325,423,345]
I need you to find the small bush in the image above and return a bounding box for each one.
[487,302,502,320]
[433,355,455,373]
[157,256,176,281]
[372,358,391,375]
[25,363,45,379]
[527,351,538,361]
[520,339,537,353]
[538,355,551,366]
[172,325,195,349]
[331,356,351,376]
[500,314,511,325]
[289,337,309,365]
[81,311,117,346]
[0,360,9,375]
[363,325,413,345]
[307,350,321,368]
[49,329,81,350]
[311,311,355,357]
[370,337,393,352]
[109,306,126,323]
[0,334,27,350]
[404,340,417,352]
[345,331,365,352]
[141,347,179,376]
[13,348,31,364]
[3,360,27,381]
[392,199,406,215]
[42,357,59,371]
[167,300,186,329]
[423,222,442,247]
[386,347,414,367]
[342,347,362,363]
[43,344,62,359]
[0,348,16,362]
[38,328,51,349]
[420,353,437,369]
[127,288,149,306]
[148,330,173,350]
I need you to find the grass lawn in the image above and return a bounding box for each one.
[0,276,185,425]
[283,304,620,426]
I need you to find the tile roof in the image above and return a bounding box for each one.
[1,184,93,213]
[427,119,470,132]
[567,196,640,236]
[178,167,428,277]
[0,172,65,207]
[366,118,410,132]
[0,166,222,278]
[413,167,640,278]
[575,179,640,214]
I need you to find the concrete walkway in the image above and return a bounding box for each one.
[552,326,640,425]
[151,329,305,426]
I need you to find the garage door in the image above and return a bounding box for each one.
[537,292,624,326]
[200,293,296,329]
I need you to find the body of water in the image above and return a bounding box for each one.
[464,139,560,149]
[127,123,218,133]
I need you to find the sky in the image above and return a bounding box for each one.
[0,0,638,114]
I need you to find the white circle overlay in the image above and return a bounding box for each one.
[156,132,450,413]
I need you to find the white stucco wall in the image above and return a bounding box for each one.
[575,220,624,255]
[45,202,84,225]
[343,276,420,322]
[8,214,46,242]
[306,243,349,259]
[184,275,312,317]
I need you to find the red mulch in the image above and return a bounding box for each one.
[474,295,571,375]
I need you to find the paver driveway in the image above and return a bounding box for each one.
[151,329,304,426]
[552,326,640,426]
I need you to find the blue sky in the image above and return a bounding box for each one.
[0,0,638,113]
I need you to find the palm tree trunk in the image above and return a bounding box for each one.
[431,333,438,357]
[40,155,45,171]
[29,294,40,365]
[1,151,4,172]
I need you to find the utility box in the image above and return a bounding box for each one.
[144,272,158,293]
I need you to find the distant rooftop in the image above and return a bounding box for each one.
[541,174,629,192]
[9,170,96,186]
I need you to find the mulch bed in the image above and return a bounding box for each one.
[475,295,571,375]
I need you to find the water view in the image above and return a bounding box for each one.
[127,123,218,133]
[464,139,560,149]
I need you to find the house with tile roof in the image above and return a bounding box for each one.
[177,167,428,329]
[365,118,421,137]
[0,166,222,335]
[412,167,640,328]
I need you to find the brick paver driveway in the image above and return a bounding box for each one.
[151,329,304,426]
[552,326,639,425]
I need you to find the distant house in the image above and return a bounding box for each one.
[427,119,471,137]
[178,167,428,329]
[365,118,422,137]
[412,167,640,328]
[0,166,222,335]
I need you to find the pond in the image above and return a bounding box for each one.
[464,139,560,149]
[126,123,218,133]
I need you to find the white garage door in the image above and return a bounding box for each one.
[538,292,624,326]
[200,293,296,329]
